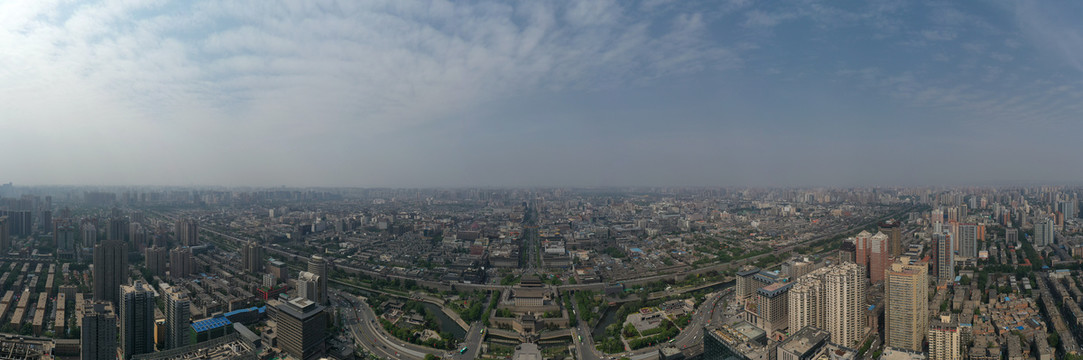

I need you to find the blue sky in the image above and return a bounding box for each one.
[2,0,1082,187]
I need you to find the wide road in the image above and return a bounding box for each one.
[569,297,604,360]
[332,289,445,360]
[451,323,484,360]
[672,291,724,348]
[628,290,727,360]
[576,288,729,360]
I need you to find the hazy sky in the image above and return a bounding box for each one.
[3,1,1083,187]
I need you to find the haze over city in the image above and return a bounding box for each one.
[7,3,1083,359]
[4,1,1083,187]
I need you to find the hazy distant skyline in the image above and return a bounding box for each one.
[3,1,1083,187]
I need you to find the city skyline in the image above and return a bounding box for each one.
[4,1,1083,187]
[0,185,1080,359]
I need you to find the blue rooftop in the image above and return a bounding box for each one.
[191,316,232,333]
[630,248,643,253]
[222,306,266,318]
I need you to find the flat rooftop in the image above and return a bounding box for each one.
[778,326,829,356]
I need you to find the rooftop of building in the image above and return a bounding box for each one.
[130,333,256,360]
[276,297,325,320]
[880,347,925,360]
[222,306,265,318]
[778,326,830,356]
[718,321,767,344]
[757,282,792,298]
[191,315,231,333]
[737,267,761,277]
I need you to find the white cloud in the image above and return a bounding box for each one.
[1012,2,1083,74]
[921,29,956,41]
[0,0,737,185]
[3,0,1080,186]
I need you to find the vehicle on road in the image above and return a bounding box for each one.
[460,347,469,354]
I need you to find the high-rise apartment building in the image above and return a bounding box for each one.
[263,273,276,289]
[174,218,198,247]
[823,262,867,347]
[931,208,944,233]
[958,224,978,258]
[130,222,147,250]
[880,220,902,257]
[934,232,954,286]
[0,211,32,237]
[787,262,866,347]
[1005,228,1018,245]
[81,222,97,247]
[854,231,871,278]
[275,297,328,360]
[0,216,9,255]
[736,267,779,304]
[107,217,129,242]
[788,279,822,335]
[170,247,193,279]
[1058,201,1076,220]
[783,259,814,280]
[297,271,321,304]
[55,220,77,258]
[165,289,191,350]
[120,282,156,358]
[885,257,928,352]
[869,232,889,284]
[838,240,856,263]
[81,301,118,360]
[268,259,289,282]
[928,314,960,360]
[751,283,791,334]
[145,246,168,277]
[39,210,51,234]
[736,267,761,301]
[1034,217,1054,247]
[307,255,328,305]
[93,240,128,305]
[242,241,264,274]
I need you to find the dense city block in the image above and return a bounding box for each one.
[0,185,1078,359]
